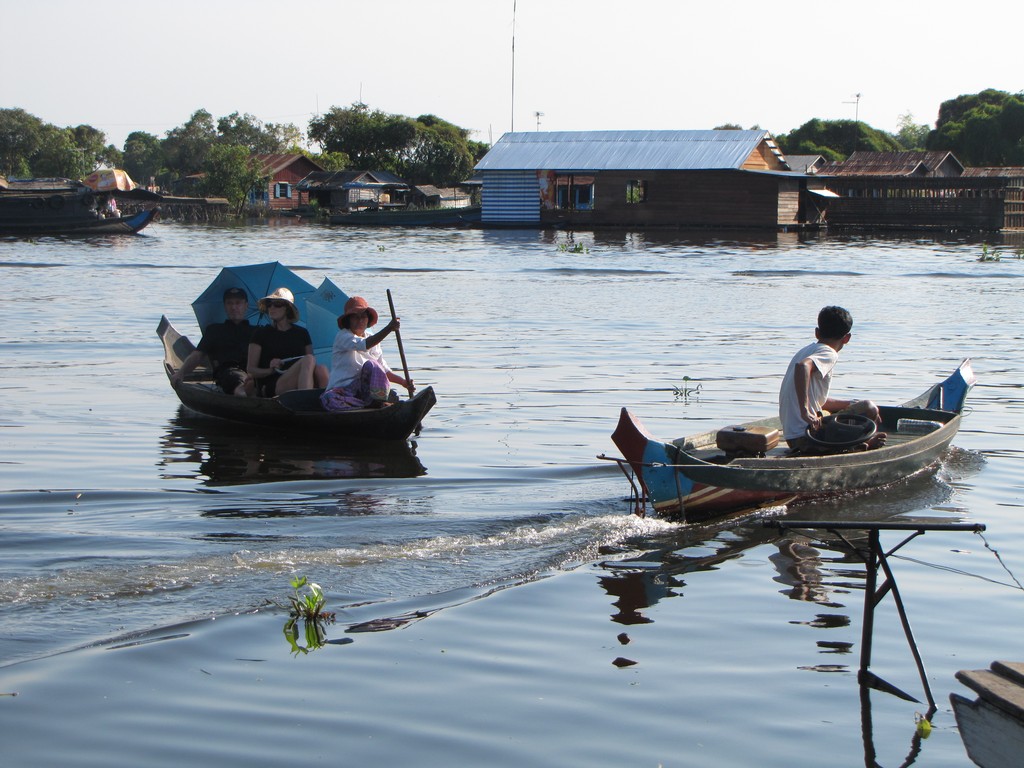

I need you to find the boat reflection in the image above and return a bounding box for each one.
[158,407,427,485]
[596,502,973,767]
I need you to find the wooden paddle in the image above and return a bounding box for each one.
[386,289,415,395]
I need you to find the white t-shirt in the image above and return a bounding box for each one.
[779,342,839,441]
[326,329,391,390]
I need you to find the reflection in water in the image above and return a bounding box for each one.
[158,407,426,485]
[595,507,972,767]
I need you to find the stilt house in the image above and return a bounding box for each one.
[473,130,820,229]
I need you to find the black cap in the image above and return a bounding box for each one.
[223,287,247,301]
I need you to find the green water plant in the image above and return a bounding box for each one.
[557,241,589,254]
[978,244,1001,262]
[287,575,334,622]
[673,376,703,402]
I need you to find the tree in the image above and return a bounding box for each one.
[776,119,900,160]
[0,108,45,177]
[312,151,349,171]
[402,115,476,185]
[163,109,217,176]
[32,126,91,179]
[896,112,930,150]
[308,103,417,171]
[123,131,165,186]
[202,144,268,211]
[216,112,302,154]
[928,90,1024,164]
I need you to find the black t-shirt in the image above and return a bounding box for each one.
[196,320,251,372]
[250,324,312,371]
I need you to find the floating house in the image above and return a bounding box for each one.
[473,130,828,229]
[295,169,411,212]
[784,154,828,175]
[819,150,965,178]
[818,151,1024,231]
[252,154,324,211]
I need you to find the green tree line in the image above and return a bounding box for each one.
[775,88,1024,164]
[0,103,490,209]
[3,89,1023,208]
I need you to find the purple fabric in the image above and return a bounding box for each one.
[320,360,391,411]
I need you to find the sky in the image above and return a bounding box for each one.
[3,0,1022,151]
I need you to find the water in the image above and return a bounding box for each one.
[1,222,1023,766]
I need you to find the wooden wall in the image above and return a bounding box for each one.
[824,177,1019,231]
[539,170,794,229]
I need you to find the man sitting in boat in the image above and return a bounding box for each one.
[247,287,329,397]
[171,287,254,397]
[320,296,412,411]
[779,305,882,453]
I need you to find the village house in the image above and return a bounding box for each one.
[295,169,412,212]
[473,130,829,229]
[251,154,324,211]
[819,150,965,177]
[785,154,828,175]
[817,151,1024,231]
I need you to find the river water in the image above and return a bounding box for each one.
[1,222,1022,766]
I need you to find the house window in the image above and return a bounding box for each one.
[626,180,646,204]
[554,175,595,210]
[274,182,292,199]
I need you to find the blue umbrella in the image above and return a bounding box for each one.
[305,277,351,366]
[191,262,316,332]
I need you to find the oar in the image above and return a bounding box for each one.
[386,289,415,396]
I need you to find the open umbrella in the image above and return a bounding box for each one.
[191,262,316,333]
[82,169,137,192]
[304,277,350,366]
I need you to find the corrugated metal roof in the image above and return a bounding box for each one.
[819,151,963,177]
[962,167,1024,178]
[475,130,772,172]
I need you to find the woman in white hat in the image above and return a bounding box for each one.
[246,287,328,396]
[320,296,412,410]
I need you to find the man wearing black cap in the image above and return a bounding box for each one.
[171,287,254,396]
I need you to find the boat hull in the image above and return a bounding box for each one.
[158,315,435,442]
[611,361,973,522]
[0,196,158,235]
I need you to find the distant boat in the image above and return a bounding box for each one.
[0,177,160,236]
[329,205,481,227]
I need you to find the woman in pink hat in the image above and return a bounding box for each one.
[320,296,413,411]
[247,287,329,397]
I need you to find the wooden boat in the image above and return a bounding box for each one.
[158,316,436,441]
[329,205,481,227]
[951,661,1024,768]
[608,360,974,522]
[0,178,160,235]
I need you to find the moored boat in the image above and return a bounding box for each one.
[159,316,435,441]
[0,177,161,235]
[608,360,975,522]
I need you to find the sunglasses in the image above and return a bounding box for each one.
[267,301,289,309]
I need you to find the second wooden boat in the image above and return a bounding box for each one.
[608,360,975,522]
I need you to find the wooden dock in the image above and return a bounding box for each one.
[951,661,1024,768]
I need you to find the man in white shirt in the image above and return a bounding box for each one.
[779,305,880,451]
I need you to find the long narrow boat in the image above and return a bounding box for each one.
[0,179,161,236]
[158,316,436,441]
[608,360,975,522]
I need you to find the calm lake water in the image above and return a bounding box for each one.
[1,222,1022,766]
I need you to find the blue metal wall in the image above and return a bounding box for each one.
[481,171,540,225]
